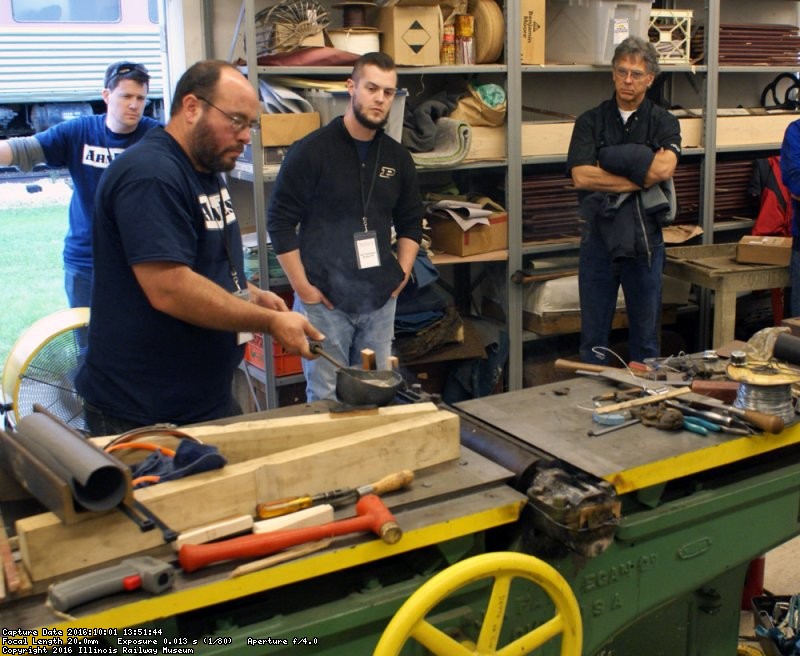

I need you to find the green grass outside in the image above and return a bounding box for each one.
[0,204,68,372]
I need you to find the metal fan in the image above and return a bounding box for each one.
[1,307,89,432]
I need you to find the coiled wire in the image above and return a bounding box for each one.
[733,382,796,424]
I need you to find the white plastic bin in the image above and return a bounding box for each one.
[301,88,408,143]
[545,0,654,65]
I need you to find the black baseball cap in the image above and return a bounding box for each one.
[104,61,150,88]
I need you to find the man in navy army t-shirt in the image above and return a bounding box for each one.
[0,61,160,307]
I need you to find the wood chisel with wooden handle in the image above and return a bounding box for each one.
[256,470,414,519]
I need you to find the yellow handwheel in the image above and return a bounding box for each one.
[374,552,582,656]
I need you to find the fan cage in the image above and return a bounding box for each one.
[14,325,88,432]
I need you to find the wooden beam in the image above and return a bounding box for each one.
[90,402,441,466]
[17,409,460,581]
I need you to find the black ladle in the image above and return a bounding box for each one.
[309,342,349,370]
[309,342,404,407]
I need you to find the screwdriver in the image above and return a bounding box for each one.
[256,470,414,519]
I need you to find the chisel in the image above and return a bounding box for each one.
[665,399,755,436]
[256,470,414,519]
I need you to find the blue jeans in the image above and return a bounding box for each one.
[64,263,93,308]
[295,297,397,402]
[578,226,665,365]
[83,401,147,437]
[791,247,800,317]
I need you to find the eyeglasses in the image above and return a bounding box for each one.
[196,96,259,132]
[105,62,149,86]
[613,67,649,82]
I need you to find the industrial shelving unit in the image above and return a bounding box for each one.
[221,0,800,405]
[228,0,517,407]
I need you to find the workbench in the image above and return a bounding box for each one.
[0,438,527,648]
[664,243,789,349]
[3,379,800,655]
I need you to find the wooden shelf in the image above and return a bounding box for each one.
[430,249,508,265]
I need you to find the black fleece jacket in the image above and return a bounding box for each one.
[268,117,423,314]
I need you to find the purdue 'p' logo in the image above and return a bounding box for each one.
[379,166,396,179]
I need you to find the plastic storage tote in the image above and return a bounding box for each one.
[545,0,654,65]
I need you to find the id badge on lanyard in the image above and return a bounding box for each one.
[354,226,380,269]
[355,142,382,270]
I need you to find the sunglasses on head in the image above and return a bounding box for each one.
[106,62,148,85]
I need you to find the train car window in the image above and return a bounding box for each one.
[11,0,121,22]
[148,0,158,23]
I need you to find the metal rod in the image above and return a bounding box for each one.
[587,418,641,438]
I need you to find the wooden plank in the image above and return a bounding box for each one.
[174,515,254,550]
[90,403,440,466]
[0,522,20,593]
[253,504,335,534]
[17,409,460,581]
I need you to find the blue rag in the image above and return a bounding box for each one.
[130,440,227,487]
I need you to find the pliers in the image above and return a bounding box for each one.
[682,415,722,436]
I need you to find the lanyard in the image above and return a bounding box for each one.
[360,138,382,233]
[216,179,243,293]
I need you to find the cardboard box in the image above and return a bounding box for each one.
[677,116,702,149]
[429,212,508,257]
[376,6,441,66]
[670,109,800,150]
[521,120,574,157]
[736,235,792,266]
[464,126,506,161]
[717,110,798,148]
[260,112,320,147]
[521,0,545,64]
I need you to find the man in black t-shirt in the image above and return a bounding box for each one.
[566,36,681,365]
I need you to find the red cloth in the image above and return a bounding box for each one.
[752,155,793,236]
[257,47,359,67]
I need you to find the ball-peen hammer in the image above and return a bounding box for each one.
[180,494,402,573]
[256,469,414,519]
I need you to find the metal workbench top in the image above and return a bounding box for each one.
[456,375,800,494]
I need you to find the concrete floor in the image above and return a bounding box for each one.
[738,535,800,653]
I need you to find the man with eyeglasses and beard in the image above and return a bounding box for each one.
[268,52,423,402]
[566,36,681,366]
[0,61,160,308]
[75,60,323,436]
